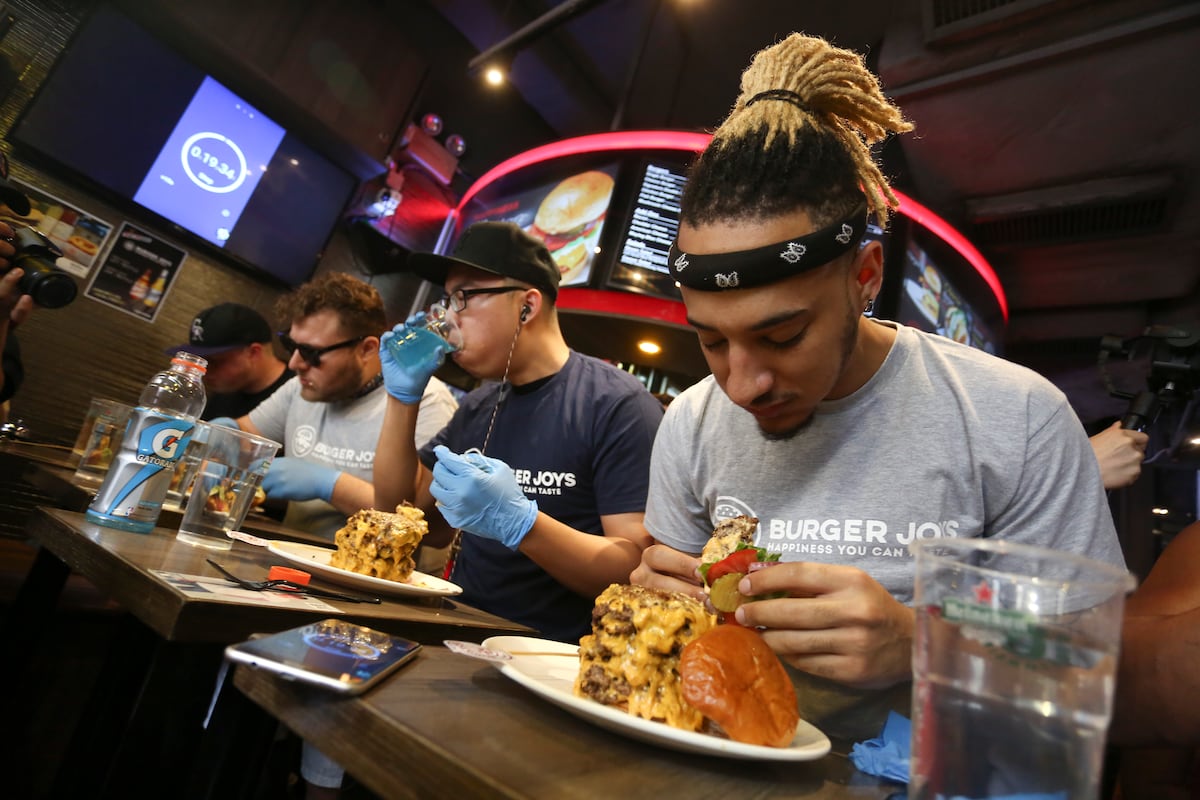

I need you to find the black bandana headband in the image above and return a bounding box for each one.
[667,207,868,292]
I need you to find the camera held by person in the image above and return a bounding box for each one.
[2,225,76,308]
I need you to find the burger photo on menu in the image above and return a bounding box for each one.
[526,170,615,286]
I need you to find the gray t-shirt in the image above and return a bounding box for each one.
[646,322,1125,604]
[250,375,457,538]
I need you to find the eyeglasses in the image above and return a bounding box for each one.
[277,333,365,367]
[440,285,523,313]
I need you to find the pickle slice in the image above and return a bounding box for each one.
[709,572,745,613]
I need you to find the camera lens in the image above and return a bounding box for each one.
[8,226,77,308]
[14,256,78,308]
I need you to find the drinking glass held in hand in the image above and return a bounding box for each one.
[380,304,461,404]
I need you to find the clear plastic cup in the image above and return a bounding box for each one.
[72,398,135,488]
[909,537,1135,799]
[162,421,213,511]
[176,426,280,551]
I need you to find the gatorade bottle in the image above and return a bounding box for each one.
[86,352,208,533]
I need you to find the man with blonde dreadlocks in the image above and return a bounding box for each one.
[631,33,1124,734]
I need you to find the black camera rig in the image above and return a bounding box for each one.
[1099,324,1200,432]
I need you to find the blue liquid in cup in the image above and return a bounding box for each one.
[387,326,456,373]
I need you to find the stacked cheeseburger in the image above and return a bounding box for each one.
[574,517,799,747]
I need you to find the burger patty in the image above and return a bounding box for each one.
[574,583,715,731]
[700,515,760,564]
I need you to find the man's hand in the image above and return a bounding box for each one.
[0,218,32,328]
[630,543,706,600]
[1090,421,1149,490]
[379,312,448,404]
[429,445,537,550]
[260,457,340,502]
[735,562,915,689]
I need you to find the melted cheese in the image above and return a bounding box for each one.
[575,583,715,732]
[329,505,427,582]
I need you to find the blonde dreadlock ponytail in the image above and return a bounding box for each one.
[682,33,913,227]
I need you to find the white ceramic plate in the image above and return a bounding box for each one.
[482,635,832,761]
[266,541,463,598]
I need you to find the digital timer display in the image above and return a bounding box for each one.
[134,77,284,247]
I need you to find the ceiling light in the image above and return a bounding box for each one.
[421,113,444,137]
[484,66,505,86]
[638,340,661,355]
[445,134,467,158]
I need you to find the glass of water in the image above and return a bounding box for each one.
[176,426,280,551]
[909,537,1134,800]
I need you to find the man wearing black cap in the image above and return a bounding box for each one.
[374,221,665,642]
[166,302,293,421]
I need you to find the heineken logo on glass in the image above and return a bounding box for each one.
[941,579,1087,668]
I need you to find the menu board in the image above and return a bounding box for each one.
[460,164,619,289]
[608,161,687,298]
[897,239,996,353]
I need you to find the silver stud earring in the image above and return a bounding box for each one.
[864,298,875,314]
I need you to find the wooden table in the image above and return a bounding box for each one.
[6,507,533,800]
[16,506,531,644]
[235,646,903,800]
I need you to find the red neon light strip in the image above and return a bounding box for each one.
[891,190,1007,320]
[556,288,689,326]
[458,130,1007,321]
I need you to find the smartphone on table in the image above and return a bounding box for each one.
[225,619,421,695]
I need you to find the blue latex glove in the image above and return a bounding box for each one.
[429,445,537,550]
[207,416,239,430]
[260,457,340,502]
[850,711,911,783]
[379,312,450,404]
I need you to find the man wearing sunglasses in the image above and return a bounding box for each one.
[374,221,665,643]
[210,272,457,539]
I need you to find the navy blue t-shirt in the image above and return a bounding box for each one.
[419,351,663,642]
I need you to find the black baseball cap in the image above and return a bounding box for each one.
[408,221,560,300]
[0,151,31,216]
[163,303,273,356]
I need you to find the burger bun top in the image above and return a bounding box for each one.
[534,170,614,235]
[679,625,800,748]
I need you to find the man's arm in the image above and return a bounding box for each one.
[1110,522,1200,746]
[373,395,453,545]
[1089,421,1149,490]
[517,511,651,598]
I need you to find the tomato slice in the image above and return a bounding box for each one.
[705,548,760,583]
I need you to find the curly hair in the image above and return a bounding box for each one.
[681,33,913,229]
[274,272,386,339]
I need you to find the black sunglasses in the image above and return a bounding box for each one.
[277,333,365,367]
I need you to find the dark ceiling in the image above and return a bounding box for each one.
[416,0,1200,425]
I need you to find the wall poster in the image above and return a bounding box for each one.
[84,222,187,322]
[1,180,115,278]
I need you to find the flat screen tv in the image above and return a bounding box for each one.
[10,4,357,286]
[459,163,619,289]
[897,238,997,353]
[608,159,686,300]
